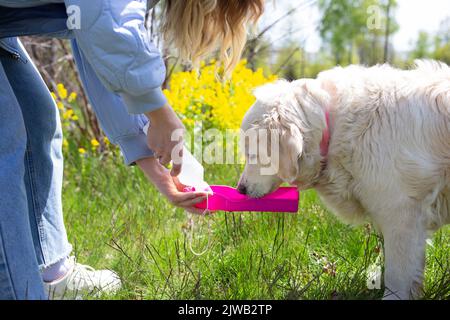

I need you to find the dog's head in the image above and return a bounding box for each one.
[237,79,332,198]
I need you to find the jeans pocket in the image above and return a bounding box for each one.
[0,38,27,63]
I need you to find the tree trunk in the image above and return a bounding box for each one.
[246,39,258,71]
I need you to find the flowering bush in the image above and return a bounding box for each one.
[164,60,277,130]
[52,83,111,157]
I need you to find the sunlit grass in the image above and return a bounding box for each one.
[62,152,449,300]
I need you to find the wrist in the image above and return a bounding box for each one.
[137,156,165,180]
[145,103,170,121]
[137,157,173,197]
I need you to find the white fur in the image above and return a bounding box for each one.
[239,60,450,300]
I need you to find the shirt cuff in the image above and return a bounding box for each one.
[121,87,168,114]
[116,133,154,166]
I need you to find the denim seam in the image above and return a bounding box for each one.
[0,224,17,299]
[38,246,72,270]
[24,148,47,266]
[114,132,144,142]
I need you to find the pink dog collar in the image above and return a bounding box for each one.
[320,110,331,157]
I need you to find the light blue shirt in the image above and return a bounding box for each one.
[0,0,165,164]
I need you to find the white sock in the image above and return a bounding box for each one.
[41,257,73,283]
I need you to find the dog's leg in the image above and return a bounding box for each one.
[378,205,427,300]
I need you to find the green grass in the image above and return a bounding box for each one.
[62,152,450,300]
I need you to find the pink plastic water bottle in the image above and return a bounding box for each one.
[194,185,299,213]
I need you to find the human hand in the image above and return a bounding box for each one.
[145,104,185,176]
[136,157,211,215]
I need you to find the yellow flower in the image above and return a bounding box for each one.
[78,148,86,155]
[63,139,68,149]
[90,139,100,149]
[57,101,64,110]
[56,83,68,100]
[71,115,79,121]
[63,109,74,120]
[68,92,77,103]
[103,137,110,146]
[165,59,276,130]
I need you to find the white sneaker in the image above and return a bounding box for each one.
[44,257,122,300]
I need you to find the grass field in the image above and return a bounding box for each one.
[62,152,450,300]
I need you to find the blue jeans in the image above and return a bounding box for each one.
[0,38,72,299]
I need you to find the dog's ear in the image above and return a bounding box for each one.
[278,125,304,183]
[291,79,333,148]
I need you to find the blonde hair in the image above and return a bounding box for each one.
[161,0,264,75]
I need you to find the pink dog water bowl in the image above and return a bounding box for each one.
[193,185,299,213]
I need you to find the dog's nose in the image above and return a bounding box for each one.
[237,184,247,195]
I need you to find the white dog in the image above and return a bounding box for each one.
[237,60,450,300]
